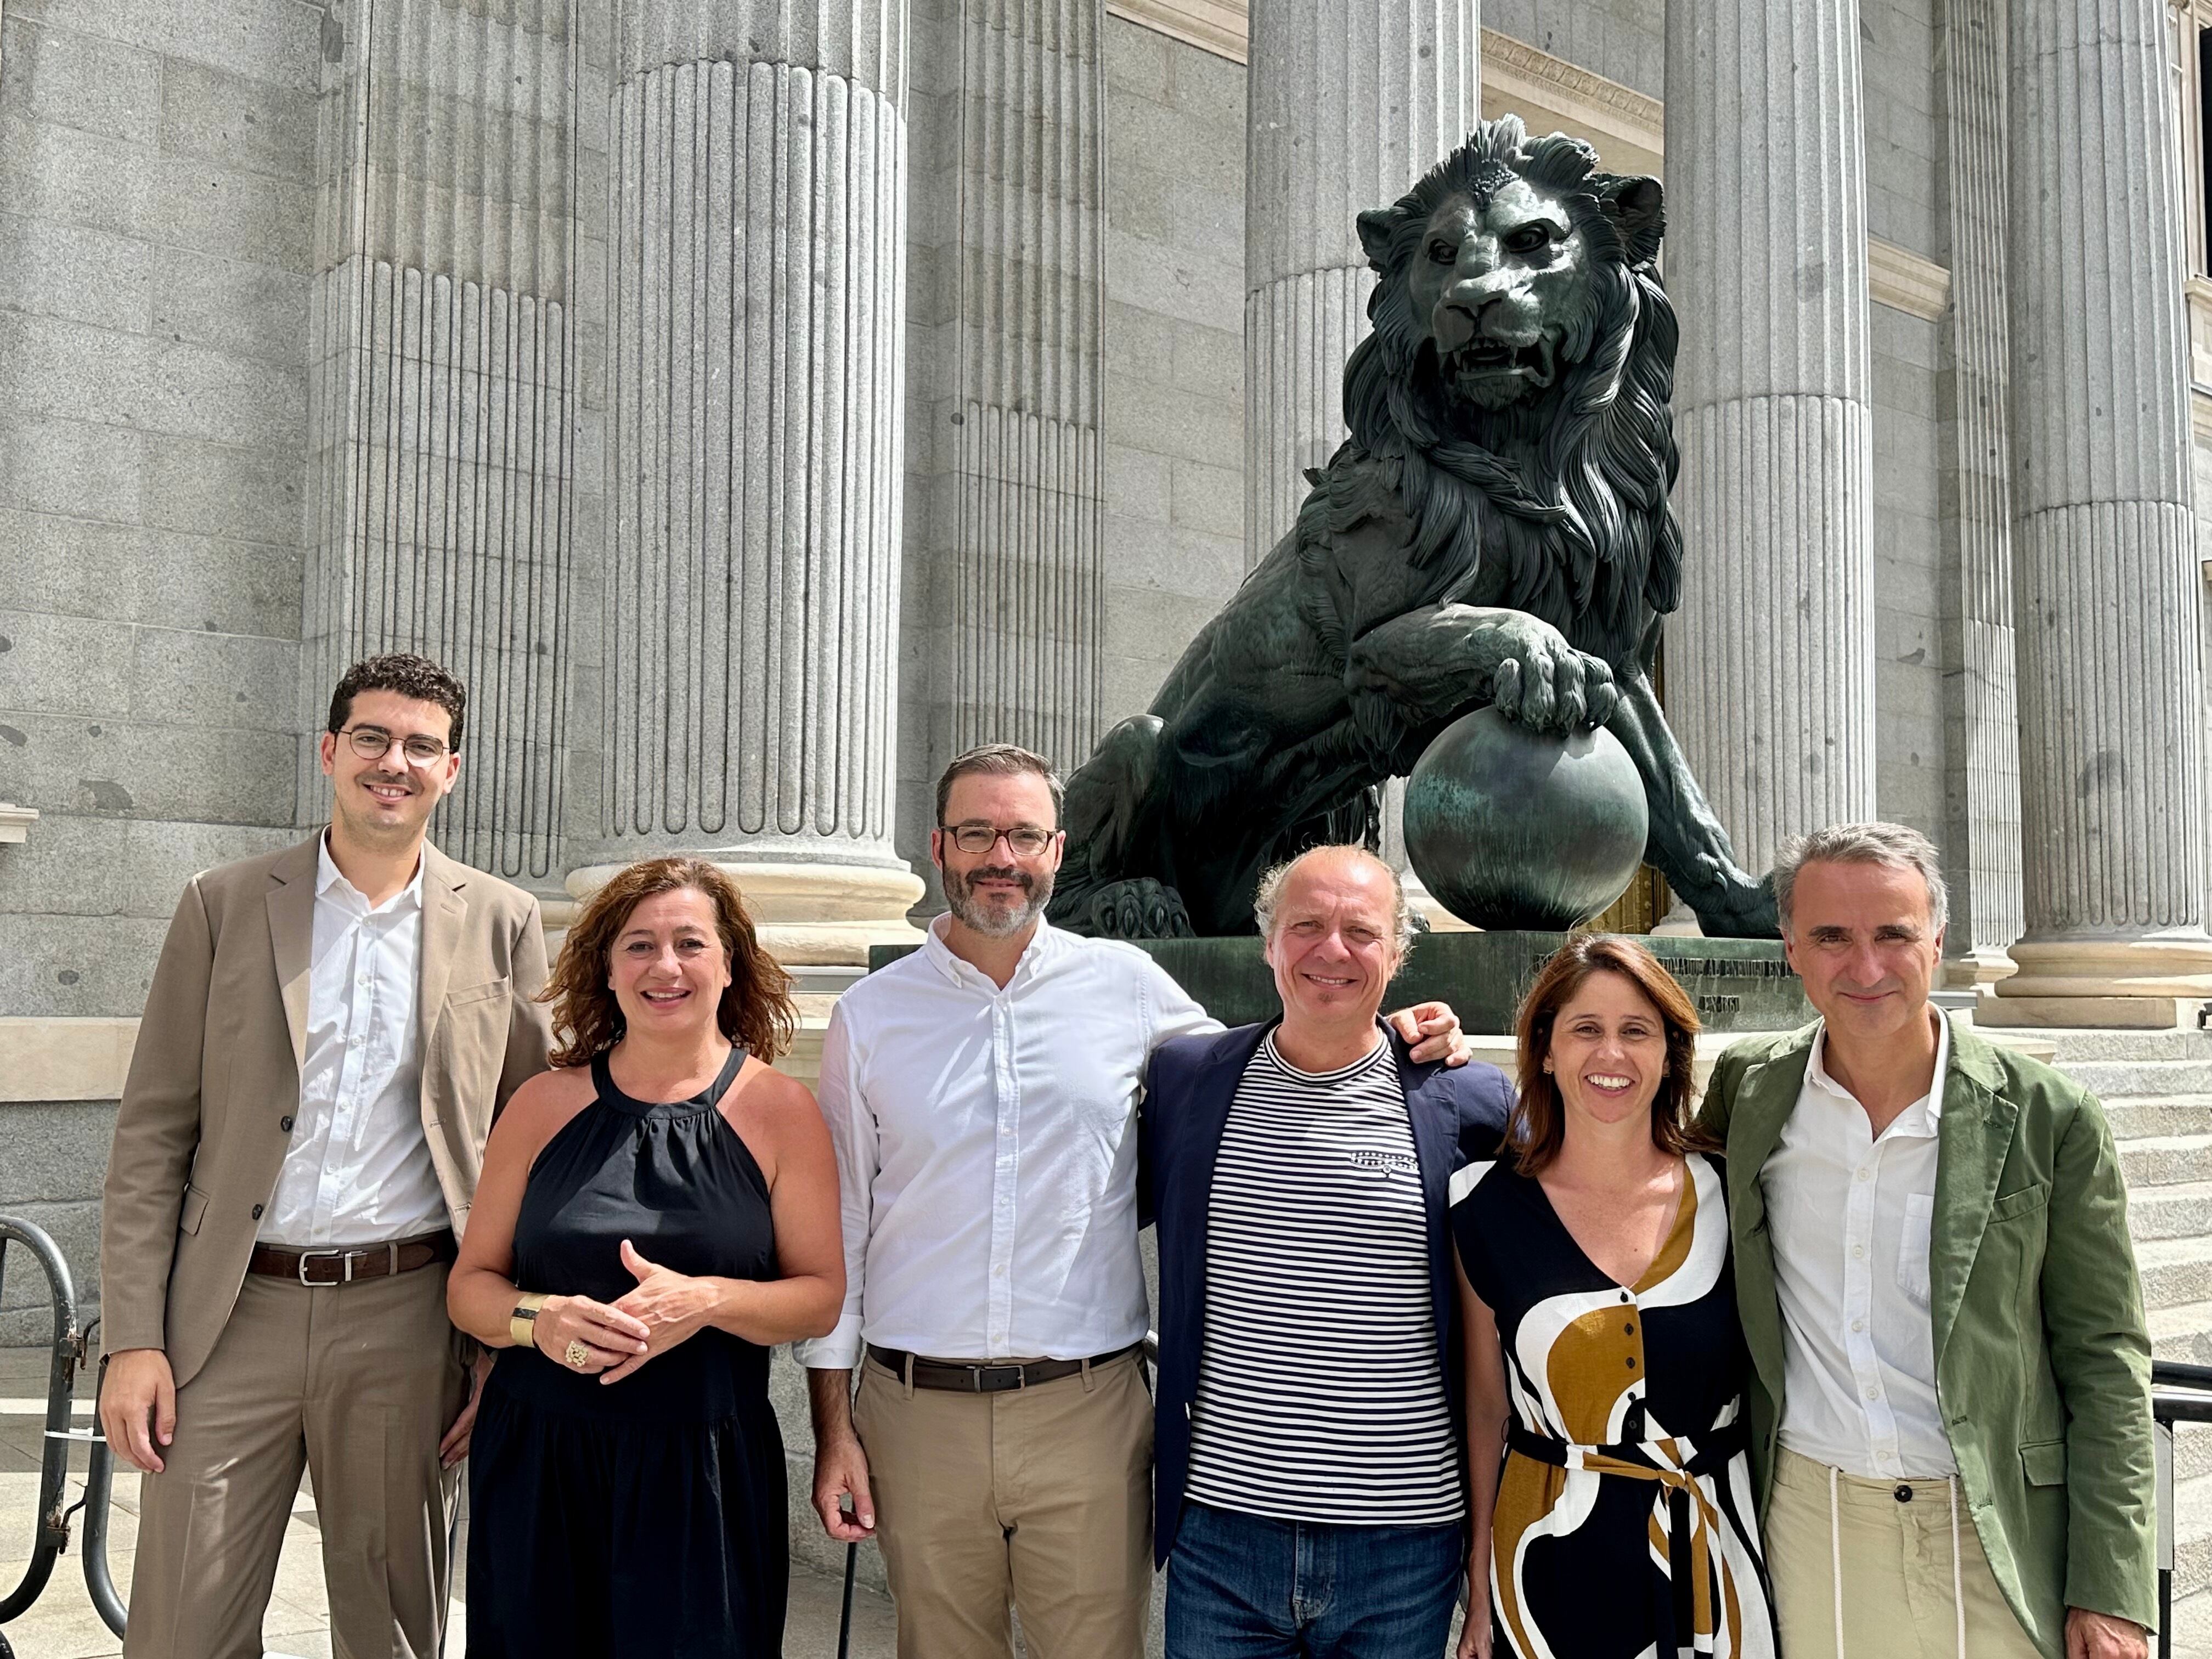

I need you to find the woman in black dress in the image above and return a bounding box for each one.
[448,855,843,1656]
[1451,935,1776,1659]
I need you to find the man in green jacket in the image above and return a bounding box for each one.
[1699,822,2153,1659]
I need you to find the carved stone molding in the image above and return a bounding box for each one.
[1104,0,1244,61]
[0,803,36,845]
[1867,236,1953,321]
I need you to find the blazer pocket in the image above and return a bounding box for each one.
[446,977,511,1008]
[1989,1181,2051,1223]
[2019,1438,2067,1487]
[178,1185,209,1237]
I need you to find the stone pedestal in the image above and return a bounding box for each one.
[1986,0,2212,1026]
[582,1,922,964]
[1663,0,1876,874]
[1243,0,1480,566]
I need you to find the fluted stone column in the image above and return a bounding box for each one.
[1243,0,1480,566]
[913,0,1107,800]
[1933,0,2024,984]
[1989,0,2212,1022]
[578,1,922,964]
[304,0,586,890]
[1664,1,1876,878]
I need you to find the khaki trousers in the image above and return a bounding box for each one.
[124,1263,471,1659]
[851,1348,1154,1659]
[1767,1447,2044,1659]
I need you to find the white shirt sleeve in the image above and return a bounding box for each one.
[794,999,874,1370]
[1143,957,1223,1052]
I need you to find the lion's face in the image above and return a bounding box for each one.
[1401,176,1604,411]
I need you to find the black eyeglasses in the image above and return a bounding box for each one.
[940,823,1057,856]
[337,726,452,765]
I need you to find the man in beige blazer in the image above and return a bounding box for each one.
[97,652,554,1659]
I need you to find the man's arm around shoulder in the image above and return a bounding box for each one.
[2038,1078,2158,1638]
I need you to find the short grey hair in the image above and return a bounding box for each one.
[1773,821,1949,938]
[1251,844,1418,956]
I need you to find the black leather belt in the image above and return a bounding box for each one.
[866,1342,1142,1392]
[249,1230,456,1285]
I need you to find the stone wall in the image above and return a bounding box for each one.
[1094,17,1247,730]
[1863,0,1951,847]
[0,0,321,1023]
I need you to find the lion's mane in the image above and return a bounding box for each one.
[1329,115,1681,669]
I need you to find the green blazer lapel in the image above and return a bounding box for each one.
[1931,1027,2022,1367]
[1725,1035,1815,1236]
[1724,1032,1816,1406]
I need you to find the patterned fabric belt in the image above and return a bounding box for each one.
[866,1342,1142,1392]
[1507,1418,1752,1649]
[247,1229,457,1285]
[1505,1417,1750,1480]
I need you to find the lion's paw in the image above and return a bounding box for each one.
[1067,879,1196,940]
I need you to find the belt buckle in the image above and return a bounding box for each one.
[973,1363,1024,1392]
[295,1248,351,1286]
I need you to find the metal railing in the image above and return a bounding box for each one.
[2153,1360,2212,1659]
[0,1216,126,1659]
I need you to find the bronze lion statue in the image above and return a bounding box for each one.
[1047,116,1777,939]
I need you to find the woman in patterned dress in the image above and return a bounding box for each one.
[1451,935,1778,1659]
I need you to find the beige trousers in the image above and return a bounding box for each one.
[851,1349,1154,1659]
[1766,1447,2044,1659]
[124,1264,471,1659]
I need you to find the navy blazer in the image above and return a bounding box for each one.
[1140,1019,1513,1565]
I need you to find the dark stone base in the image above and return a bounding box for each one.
[872,930,1812,1034]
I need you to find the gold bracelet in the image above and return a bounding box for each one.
[509,1293,549,1350]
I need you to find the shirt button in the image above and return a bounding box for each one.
[1851,1318,1865,1333]
[1865,1384,1881,1401]
[1626,1356,1637,1369]
[1852,1244,1865,1260]
[1624,1323,1636,1336]
[281,1116,295,1132]
[1855,1167,1871,1182]
[251,1204,264,1219]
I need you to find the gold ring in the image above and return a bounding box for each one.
[565,1340,590,1369]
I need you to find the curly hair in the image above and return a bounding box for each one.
[328,653,467,748]
[1508,934,1714,1175]
[543,857,795,1066]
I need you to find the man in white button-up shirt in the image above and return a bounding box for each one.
[799,745,1465,1659]
[1700,823,2153,1659]
[98,655,554,1659]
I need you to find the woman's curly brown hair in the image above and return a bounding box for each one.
[543,857,796,1066]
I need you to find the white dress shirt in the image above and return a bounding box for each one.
[258,839,448,1247]
[1763,1009,1955,1479]
[794,913,1219,1369]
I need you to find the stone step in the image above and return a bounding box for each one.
[2058,1057,2212,1099]
[2132,1236,2212,1311]
[2133,1182,2212,1242]
[2150,1301,2212,1365]
[2107,1097,2212,1141]
[2120,1135,2212,1188]
[2042,1028,2212,1065]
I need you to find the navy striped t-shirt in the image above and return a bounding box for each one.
[1183,1028,1463,1525]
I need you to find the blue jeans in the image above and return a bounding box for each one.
[1165,1500,1465,1658]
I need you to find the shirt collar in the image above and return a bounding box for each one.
[316,833,425,916]
[922,908,1062,990]
[1806,1003,1951,1122]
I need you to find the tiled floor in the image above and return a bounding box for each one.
[0,1348,896,1657]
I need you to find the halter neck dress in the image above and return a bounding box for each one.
[466,1046,787,1656]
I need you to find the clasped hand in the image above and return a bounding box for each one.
[529,1242,714,1381]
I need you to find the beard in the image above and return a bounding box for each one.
[943,861,1054,938]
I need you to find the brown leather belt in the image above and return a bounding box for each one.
[866,1342,1142,1392]
[248,1230,456,1286]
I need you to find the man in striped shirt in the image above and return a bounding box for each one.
[1143,844,1514,1657]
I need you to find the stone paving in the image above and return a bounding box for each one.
[0,1350,896,1658]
